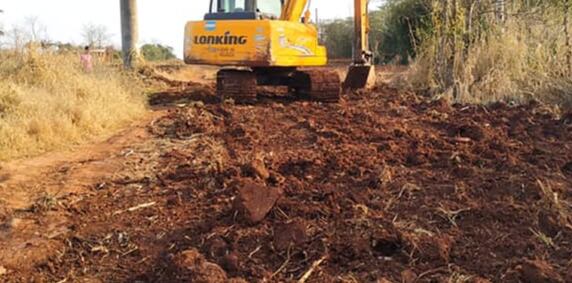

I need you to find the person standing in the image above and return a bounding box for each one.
[80,46,93,72]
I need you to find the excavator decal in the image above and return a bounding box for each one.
[193,32,248,45]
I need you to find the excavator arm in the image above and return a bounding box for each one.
[344,0,376,89]
[280,0,308,22]
[353,0,373,65]
[281,0,376,89]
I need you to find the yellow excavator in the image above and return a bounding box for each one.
[184,0,375,102]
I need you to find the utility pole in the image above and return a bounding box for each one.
[120,0,139,69]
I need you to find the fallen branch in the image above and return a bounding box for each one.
[298,255,328,283]
[113,202,156,215]
[248,245,262,258]
[413,266,449,283]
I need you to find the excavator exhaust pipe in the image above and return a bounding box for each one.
[343,64,376,90]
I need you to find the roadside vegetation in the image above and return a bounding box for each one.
[141,43,177,61]
[0,50,147,160]
[322,0,572,108]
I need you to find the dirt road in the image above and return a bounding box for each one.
[0,68,571,282]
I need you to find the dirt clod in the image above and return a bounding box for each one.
[245,158,270,180]
[566,265,572,283]
[233,180,283,224]
[517,260,564,283]
[470,277,492,283]
[561,112,572,124]
[401,269,417,283]
[430,98,453,113]
[273,220,308,251]
[206,237,229,258]
[0,266,7,276]
[562,162,572,176]
[452,123,487,141]
[174,249,229,283]
[539,211,561,237]
[221,252,240,272]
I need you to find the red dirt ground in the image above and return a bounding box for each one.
[1,71,571,282]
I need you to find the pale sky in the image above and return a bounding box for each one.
[0,0,359,57]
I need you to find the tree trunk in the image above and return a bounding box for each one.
[565,0,571,75]
[449,0,459,99]
[463,0,481,60]
[0,10,4,37]
[436,0,450,91]
[495,0,506,23]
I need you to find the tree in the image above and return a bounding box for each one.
[318,0,432,64]
[82,23,111,48]
[495,0,506,23]
[5,25,27,51]
[565,0,571,75]
[0,9,4,36]
[320,19,353,58]
[24,16,48,42]
[140,43,176,61]
[370,0,432,64]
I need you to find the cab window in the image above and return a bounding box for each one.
[257,0,283,17]
[211,0,248,13]
[207,0,284,20]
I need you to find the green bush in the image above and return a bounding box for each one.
[320,0,432,64]
[141,44,176,61]
[371,0,432,64]
[320,19,354,59]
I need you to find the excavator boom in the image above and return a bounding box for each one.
[280,0,308,22]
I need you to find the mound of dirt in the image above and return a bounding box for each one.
[150,104,219,138]
[7,84,571,282]
[513,259,564,283]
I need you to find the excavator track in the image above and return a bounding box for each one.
[216,69,257,103]
[290,69,341,102]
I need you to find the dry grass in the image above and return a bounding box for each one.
[0,51,147,160]
[184,135,228,175]
[406,8,572,110]
[537,180,572,228]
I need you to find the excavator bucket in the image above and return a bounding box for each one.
[343,65,376,90]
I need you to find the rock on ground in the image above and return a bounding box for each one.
[518,260,564,283]
[174,248,247,283]
[233,180,283,224]
[273,219,308,251]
